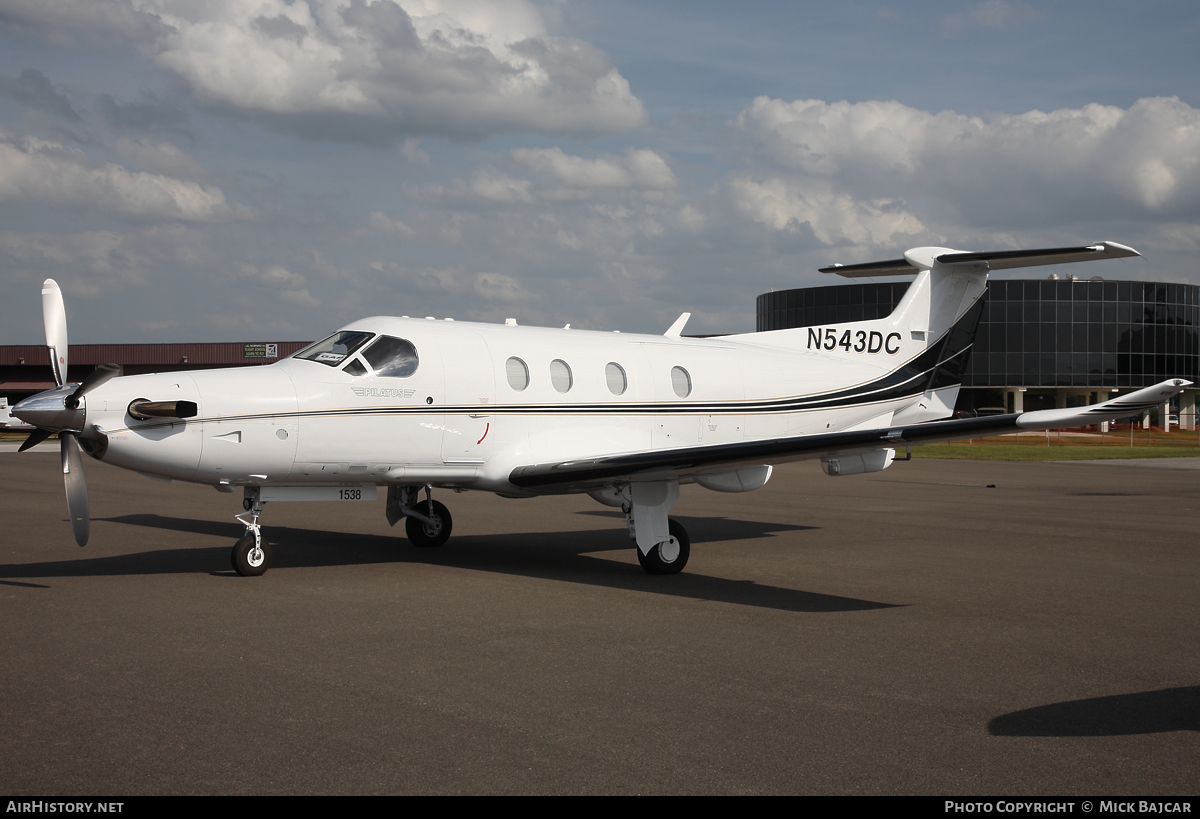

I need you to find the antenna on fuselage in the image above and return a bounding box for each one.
[664,312,690,339]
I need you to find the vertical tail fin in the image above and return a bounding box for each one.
[818,241,1140,423]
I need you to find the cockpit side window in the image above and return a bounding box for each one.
[342,358,368,376]
[295,331,374,367]
[362,336,419,378]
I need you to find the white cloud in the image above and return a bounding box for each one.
[941,1,1043,36]
[729,178,928,246]
[468,170,534,203]
[473,271,522,303]
[0,230,149,297]
[0,130,243,221]
[0,0,168,45]
[511,147,677,190]
[366,211,415,238]
[0,224,217,298]
[113,138,209,180]
[4,0,646,142]
[398,147,677,215]
[238,263,319,306]
[731,96,1200,241]
[400,171,534,208]
[355,163,745,334]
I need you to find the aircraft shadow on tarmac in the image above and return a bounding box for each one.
[577,509,816,544]
[0,513,896,614]
[989,687,1200,736]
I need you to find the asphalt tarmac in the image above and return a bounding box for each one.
[1,453,1197,795]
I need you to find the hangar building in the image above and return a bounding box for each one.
[0,341,309,412]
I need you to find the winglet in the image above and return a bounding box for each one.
[665,312,690,339]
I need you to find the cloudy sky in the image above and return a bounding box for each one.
[0,0,1197,344]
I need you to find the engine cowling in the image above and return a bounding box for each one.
[695,464,773,493]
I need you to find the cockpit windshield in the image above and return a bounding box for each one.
[361,336,419,377]
[294,331,374,367]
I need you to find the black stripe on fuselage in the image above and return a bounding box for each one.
[108,311,983,434]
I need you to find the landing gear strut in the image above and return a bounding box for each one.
[387,485,453,547]
[622,481,690,575]
[232,487,272,576]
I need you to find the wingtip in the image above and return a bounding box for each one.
[1099,240,1140,258]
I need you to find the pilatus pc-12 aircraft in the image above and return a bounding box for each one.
[13,242,1188,576]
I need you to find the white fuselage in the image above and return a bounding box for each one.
[75,304,954,494]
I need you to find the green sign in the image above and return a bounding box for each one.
[243,343,278,358]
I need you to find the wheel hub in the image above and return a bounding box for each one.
[659,536,680,563]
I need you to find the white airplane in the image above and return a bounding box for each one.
[12,242,1189,577]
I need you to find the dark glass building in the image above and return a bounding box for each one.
[756,282,910,332]
[757,278,1200,424]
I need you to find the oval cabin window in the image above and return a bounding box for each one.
[506,357,529,391]
[605,362,627,396]
[550,359,573,393]
[671,366,692,398]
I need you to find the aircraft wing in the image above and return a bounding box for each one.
[508,379,1190,491]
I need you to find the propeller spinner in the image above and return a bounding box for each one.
[11,279,121,546]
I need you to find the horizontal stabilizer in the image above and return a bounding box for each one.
[819,258,913,277]
[822,241,1139,278]
[936,241,1139,271]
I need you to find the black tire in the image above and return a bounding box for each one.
[636,518,690,575]
[231,534,272,576]
[405,499,453,547]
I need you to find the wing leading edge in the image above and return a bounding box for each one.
[508,379,1190,491]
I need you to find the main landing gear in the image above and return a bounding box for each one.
[387,485,453,547]
[636,518,690,575]
[620,482,690,575]
[232,487,271,576]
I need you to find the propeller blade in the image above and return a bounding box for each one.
[66,363,122,409]
[42,279,68,388]
[18,428,53,452]
[60,433,89,547]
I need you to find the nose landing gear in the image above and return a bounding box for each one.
[232,487,272,576]
[231,533,272,576]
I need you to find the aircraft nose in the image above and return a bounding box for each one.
[12,386,86,433]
